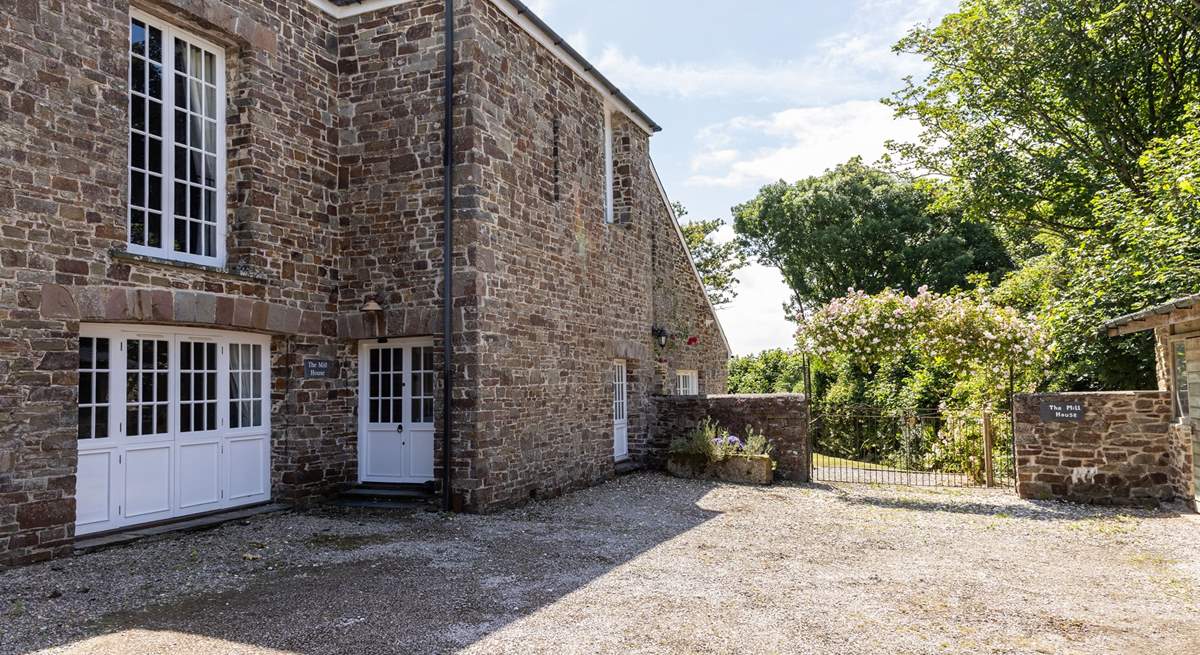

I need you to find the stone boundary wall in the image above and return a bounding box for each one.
[651,395,810,482]
[1014,392,1186,506]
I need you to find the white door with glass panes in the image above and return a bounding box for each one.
[359,340,436,483]
[75,326,270,536]
[613,360,629,459]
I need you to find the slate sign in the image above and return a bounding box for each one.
[304,359,336,379]
[1040,401,1085,422]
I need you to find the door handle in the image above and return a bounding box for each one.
[396,424,404,433]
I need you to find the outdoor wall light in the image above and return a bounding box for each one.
[652,326,669,348]
[361,298,384,313]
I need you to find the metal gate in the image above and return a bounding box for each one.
[809,405,1015,488]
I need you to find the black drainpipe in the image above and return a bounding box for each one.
[440,0,456,512]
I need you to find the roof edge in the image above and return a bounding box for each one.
[1104,292,1200,335]
[306,0,662,135]
[649,157,733,356]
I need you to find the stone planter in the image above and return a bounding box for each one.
[667,453,774,485]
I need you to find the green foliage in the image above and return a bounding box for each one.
[744,428,774,459]
[732,158,1012,311]
[797,288,1048,407]
[669,417,720,460]
[668,417,774,463]
[886,0,1200,391]
[888,0,1200,235]
[727,349,807,394]
[674,202,749,308]
[990,107,1200,390]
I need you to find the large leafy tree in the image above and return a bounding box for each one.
[889,0,1200,390]
[732,158,1012,313]
[888,0,1200,235]
[998,107,1200,390]
[674,203,749,308]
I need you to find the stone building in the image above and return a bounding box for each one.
[0,0,730,565]
[1014,294,1200,508]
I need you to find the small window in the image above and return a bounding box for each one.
[675,370,698,396]
[78,337,112,440]
[128,12,225,265]
[1176,341,1191,419]
[603,110,615,224]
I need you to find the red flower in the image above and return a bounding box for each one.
[686,336,699,346]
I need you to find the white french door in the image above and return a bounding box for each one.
[75,325,270,536]
[613,359,628,459]
[358,339,436,483]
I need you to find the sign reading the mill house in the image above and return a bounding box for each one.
[1040,401,1085,422]
[304,359,336,379]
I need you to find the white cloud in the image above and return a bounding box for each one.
[716,264,797,355]
[592,48,886,105]
[687,100,922,188]
[523,0,555,18]
[588,0,956,105]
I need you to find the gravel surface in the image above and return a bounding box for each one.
[2,473,1198,654]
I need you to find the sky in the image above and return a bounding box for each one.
[526,0,958,355]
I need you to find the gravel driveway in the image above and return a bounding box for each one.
[2,473,1198,655]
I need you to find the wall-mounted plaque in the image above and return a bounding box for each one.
[304,359,336,379]
[1040,402,1085,422]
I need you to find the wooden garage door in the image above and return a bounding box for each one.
[76,325,271,536]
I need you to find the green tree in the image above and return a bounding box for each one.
[732,158,1012,312]
[997,107,1200,390]
[673,202,749,308]
[888,0,1200,235]
[727,349,807,394]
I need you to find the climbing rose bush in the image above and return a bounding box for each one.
[797,288,1050,379]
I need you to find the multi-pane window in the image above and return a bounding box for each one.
[1176,342,1191,420]
[78,329,269,440]
[126,339,169,437]
[180,341,218,433]
[411,347,435,424]
[675,370,699,396]
[128,13,224,264]
[368,348,404,424]
[603,111,615,224]
[612,360,627,422]
[78,338,111,440]
[229,344,264,429]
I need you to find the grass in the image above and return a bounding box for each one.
[812,453,896,471]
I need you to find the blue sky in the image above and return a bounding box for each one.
[528,0,957,354]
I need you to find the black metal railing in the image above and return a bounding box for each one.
[809,405,1015,488]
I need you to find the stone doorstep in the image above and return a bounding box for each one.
[72,503,290,555]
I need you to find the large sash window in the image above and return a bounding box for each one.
[128,12,225,265]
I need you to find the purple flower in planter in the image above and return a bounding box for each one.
[725,435,744,450]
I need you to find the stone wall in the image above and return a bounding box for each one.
[0,0,730,563]
[459,0,730,509]
[0,0,348,565]
[651,395,810,482]
[1014,392,1187,506]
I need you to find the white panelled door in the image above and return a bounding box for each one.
[75,325,270,536]
[358,339,436,483]
[613,359,628,459]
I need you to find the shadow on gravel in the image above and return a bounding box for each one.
[21,474,724,655]
[831,488,1185,522]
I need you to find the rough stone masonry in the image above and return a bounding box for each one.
[0,0,729,565]
[1014,392,1194,505]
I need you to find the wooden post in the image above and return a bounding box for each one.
[982,409,995,487]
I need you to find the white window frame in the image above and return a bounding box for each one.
[77,325,269,444]
[675,370,699,396]
[603,108,615,224]
[1169,336,1194,421]
[127,9,227,267]
[76,324,270,535]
